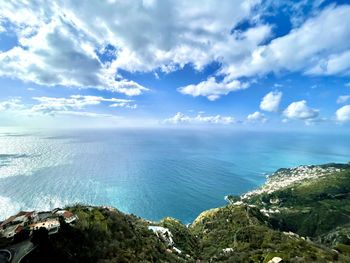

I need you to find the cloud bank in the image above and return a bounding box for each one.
[3,1,349,100]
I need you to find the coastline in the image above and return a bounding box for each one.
[2,161,350,262]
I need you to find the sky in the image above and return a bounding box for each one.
[0,0,350,130]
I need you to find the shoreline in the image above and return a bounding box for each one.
[2,161,350,262]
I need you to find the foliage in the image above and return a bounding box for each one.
[24,205,183,263]
[188,204,343,262]
[246,168,350,238]
[159,217,199,257]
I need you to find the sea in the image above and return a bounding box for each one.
[1,128,350,223]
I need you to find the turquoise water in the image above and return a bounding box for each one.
[0,129,350,222]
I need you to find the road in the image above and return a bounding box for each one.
[6,241,35,263]
[0,249,11,263]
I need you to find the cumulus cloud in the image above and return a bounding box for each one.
[283,100,319,120]
[1,1,350,100]
[336,105,350,123]
[163,112,235,125]
[178,77,248,101]
[0,0,262,96]
[220,5,350,79]
[246,111,267,123]
[167,3,350,99]
[0,16,148,96]
[337,95,350,104]
[180,4,350,98]
[260,91,282,112]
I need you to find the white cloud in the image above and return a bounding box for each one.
[1,1,350,100]
[246,111,267,123]
[0,0,262,96]
[337,95,350,104]
[30,95,136,114]
[260,91,282,112]
[163,112,235,125]
[0,18,148,96]
[283,100,319,120]
[110,102,137,109]
[170,3,350,99]
[336,105,350,123]
[220,5,350,80]
[0,95,135,117]
[178,77,247,100]
[307,50,350,76]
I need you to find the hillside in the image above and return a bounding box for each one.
[2,162,350,262]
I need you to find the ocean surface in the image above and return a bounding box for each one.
[1,128,350,222]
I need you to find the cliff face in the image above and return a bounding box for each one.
[13,163,350,262]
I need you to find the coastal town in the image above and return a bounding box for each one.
[224,163,350,219]
[241,164,346,199]
[0,208,78,263]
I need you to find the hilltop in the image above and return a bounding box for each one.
[1,162,350,262]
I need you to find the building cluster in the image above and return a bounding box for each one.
[242,165,344,199]
[0,208,78,241]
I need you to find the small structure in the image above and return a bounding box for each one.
[222,248,234,254]
[53,210,78,224]
[268,257,283,263]
[29,219,60,235]
[148,226,183,254]
[148,226,174,247]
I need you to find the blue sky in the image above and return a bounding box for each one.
[0,0,350,129]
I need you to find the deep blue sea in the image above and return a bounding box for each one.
[1,128,350,222]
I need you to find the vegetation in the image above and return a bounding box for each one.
[158,217,199,257]
[23,206,185,263]
[244,165,350,239]
[189,204,342,262]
